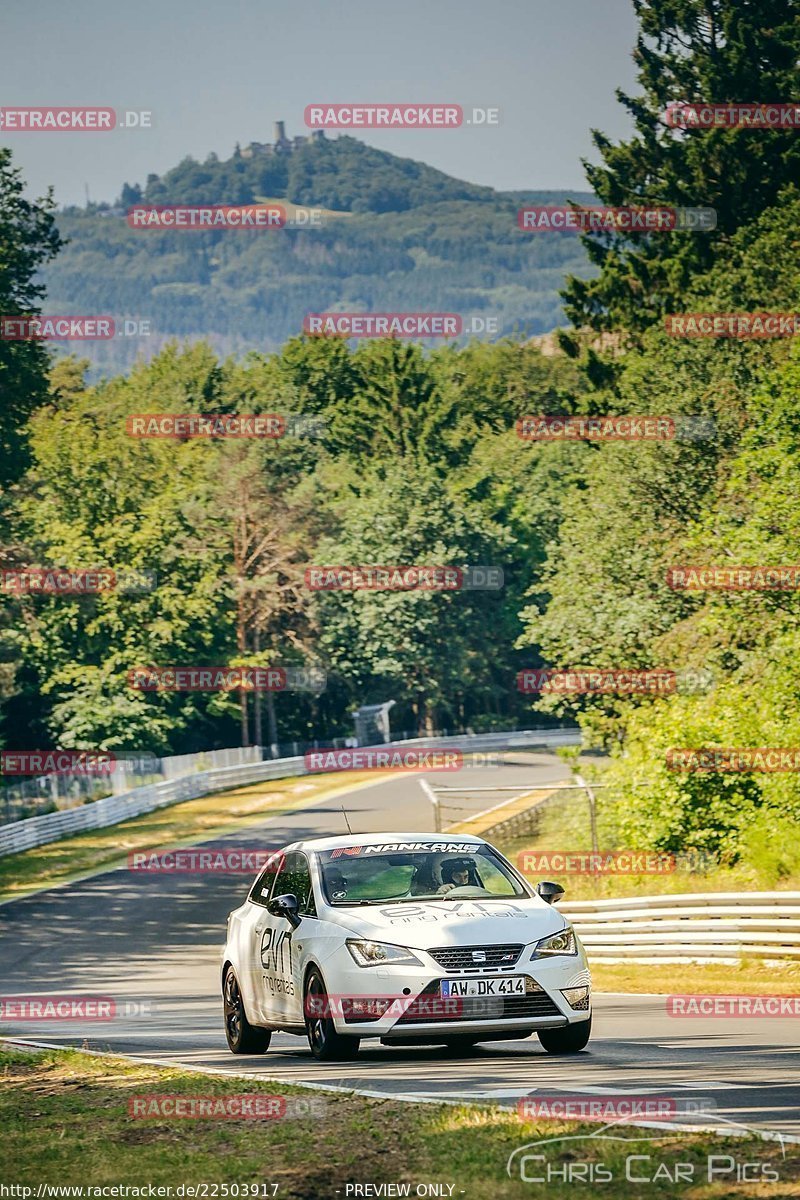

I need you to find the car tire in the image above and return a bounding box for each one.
[304,968,360,1061]
[538,1015,591,1055]
[223,966,272,1054]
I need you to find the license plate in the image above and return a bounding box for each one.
[440,976,526,998]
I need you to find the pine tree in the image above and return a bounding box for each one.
[0,150,63,488]
[562,0,800,335]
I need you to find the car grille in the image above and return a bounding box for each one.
[393,978,561,1025]
[428,944,524,971]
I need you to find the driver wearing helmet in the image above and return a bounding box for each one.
[437,856,475,894]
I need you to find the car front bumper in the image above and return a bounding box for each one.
[315,945,591,1038]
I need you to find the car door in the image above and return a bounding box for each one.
[257,850,315,1025]
[242,849,285,1024]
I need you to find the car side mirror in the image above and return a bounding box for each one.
[536,880,565,905]
[268,892,302,928]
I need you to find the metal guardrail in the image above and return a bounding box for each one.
[561,892,800,963]
[0,757,306,859]
[0,725,576,824]
[0,745,265,823]
[0,727,578,859]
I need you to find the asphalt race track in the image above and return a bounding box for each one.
[1,754,798,1140]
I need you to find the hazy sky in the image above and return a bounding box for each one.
[3,0,639,207]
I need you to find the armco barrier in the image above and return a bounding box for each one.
[0,728,577,858]
[561,892,800,964]
[0,757,304,859]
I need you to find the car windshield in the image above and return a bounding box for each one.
[317,843,528,905]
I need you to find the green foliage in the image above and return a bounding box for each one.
[562,0,800,333]
[310,460,518,729]
[4,0,800,878]
[3,338,577,752]
[520,198,800,857]
[0,149,63,487]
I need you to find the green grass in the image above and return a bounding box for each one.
[0,1045,796,1198]
[591,959,800,995]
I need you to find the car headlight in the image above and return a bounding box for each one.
[346,939,424,968]
[531,927,577,958]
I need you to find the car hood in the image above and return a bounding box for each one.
[327,896,567,950]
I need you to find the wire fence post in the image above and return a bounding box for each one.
[575,773,599,853]
[419,778,440,832]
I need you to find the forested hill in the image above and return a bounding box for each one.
[136,135,502,212]
[43,133,595,375]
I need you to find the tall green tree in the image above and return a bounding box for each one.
[0,149,63,487]
[563,0,800,334]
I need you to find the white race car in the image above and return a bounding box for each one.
[222,832,591,1060]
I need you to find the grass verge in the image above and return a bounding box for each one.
[592,959,800,995]
[0,1045,797,1198]
[0,770,390,903]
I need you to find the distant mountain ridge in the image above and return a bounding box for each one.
[45,127,595,376]
[117,125,590,215]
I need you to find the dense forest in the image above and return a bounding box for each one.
[2,0,800,869]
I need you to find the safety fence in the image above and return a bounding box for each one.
[560,891,800,963]
[0,724,576,825]
[0,727,577,858]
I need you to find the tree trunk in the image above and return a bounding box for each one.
[265,689,278,749]
[253,621,263,747]
[240,689,249,747]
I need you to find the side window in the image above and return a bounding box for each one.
[248,850,285,907]
[274,852,316,917]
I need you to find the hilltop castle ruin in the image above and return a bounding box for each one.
[240,121,326,159]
